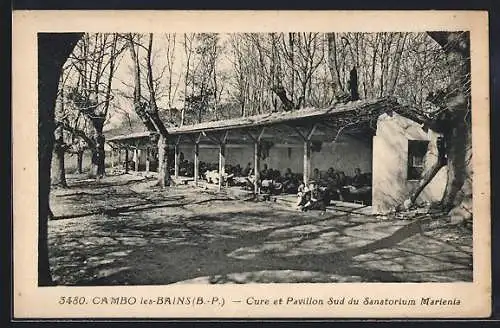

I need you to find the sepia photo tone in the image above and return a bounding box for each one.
[40,31,473,286]
[13,11,490,318]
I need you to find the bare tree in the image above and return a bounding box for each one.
[326,33,346,97]
[165,33,181,109]
[228,34,250,116]
[405,32,472,217]
[51,71,69,187]
[65,33,125,178]
[181,33,195,126]
[127,33,171,187]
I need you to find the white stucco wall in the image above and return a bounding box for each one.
[372,113,447,214]
[175,134,372,176]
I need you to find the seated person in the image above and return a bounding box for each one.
[199,161,208,177]
[230,164,247,187]
[260,166,283,195]
[325,172,341,202]
[296,182,310,208]
[179,159,191,176]
[244,172,256,191]
[260,164,270,180]
[232,164,242,177]
[185,161,194,177]
[311,168,322,183]
[301,182,327,213]
[283,168,299,194]
[346,169,370,194]
[270,168,282,182]
[241,162,252,177]
[338,171,349,187]
[326,167,336,179]
[205,168,233,185]
[270,170,284,194]
[204,169,218,184]
[341,168,372,204]
[351,167,367,188]
[319,170,330,185]
[224,170,235,186]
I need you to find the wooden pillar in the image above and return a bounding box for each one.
[254,141,260,194]
[246,127,265,195]
[138,148,142,170]
[194,142,200,186]
[174,135,183,180]
[301,124,317,186]
[125,148,129,173]
[303,140,311,185]
[118,147,122,165]
[218,143,226,191]
[145,147,150,173]
[215,131,229,192]
[290,124,317,186]
[134,148,139,172]
[174,144,180,179]
[111,148,115,169]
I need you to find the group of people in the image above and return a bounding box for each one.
[197,162,300,192]
[173,154,372,211]
[295,167,372,212]
[311,167,372,202]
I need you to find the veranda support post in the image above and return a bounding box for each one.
[145,147,150,173]
[303,140,311,186]
[174,136,182,180]
[194,142,200,186]
[218,143,226,192]
[124,148,129,173]
[217,131,229,192]
[254,141,260,194]
[134,148,139,172]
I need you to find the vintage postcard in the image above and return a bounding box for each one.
[12,10,490,318]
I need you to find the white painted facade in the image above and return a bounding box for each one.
[372,113,447,214]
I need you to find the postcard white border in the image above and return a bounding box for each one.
[12,10,491,318]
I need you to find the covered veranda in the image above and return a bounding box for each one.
[106,97,408,194]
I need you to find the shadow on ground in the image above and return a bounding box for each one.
[48,173,473,285]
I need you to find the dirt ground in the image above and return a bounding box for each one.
[48,172,473,285]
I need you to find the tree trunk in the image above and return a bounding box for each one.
[157,136,170,188]
[408,160,446,205]
[181,109,185,126]
[37,33,81,286]
[386,33,407,96]
[38,73,55,285]
[51,146,67,187]
[51,126,67,187]
[89,148,97,177]
[401,32,472,220]
[77,150,84,173]
[96,133,106,178]
[90,120,106,178]
[145,33,172,187]
[427,32,472,217]
[440,114,470,212]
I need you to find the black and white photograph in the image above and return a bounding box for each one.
[13,10,490,318]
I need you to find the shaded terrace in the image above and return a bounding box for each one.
[106,97,426,192]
